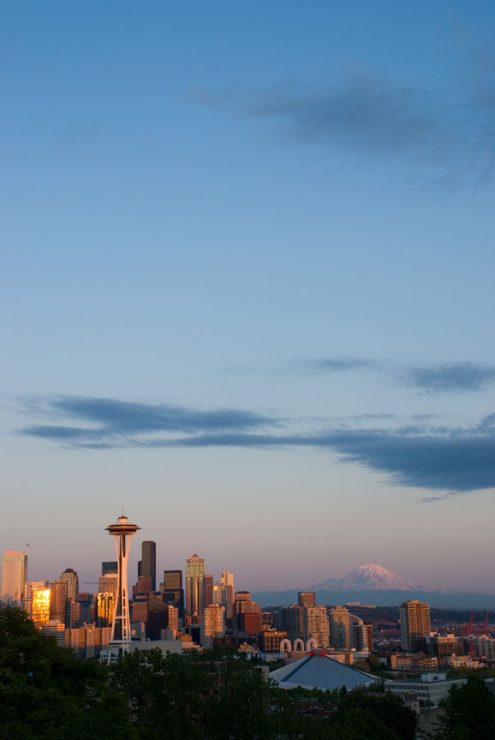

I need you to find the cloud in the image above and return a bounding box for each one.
[44,396,272,432]
[201,77,495,184]
[160,422,495,494]
[405,362,495,393]
[296,357,381,373]
[18,396,495,496]
[297,356,495,394]
[20,396,276,446]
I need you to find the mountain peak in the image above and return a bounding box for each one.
[318,563,414,591]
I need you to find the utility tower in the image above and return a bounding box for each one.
[104,514,140,663]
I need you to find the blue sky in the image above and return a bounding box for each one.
[2,1,495,592]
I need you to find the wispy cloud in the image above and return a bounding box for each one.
[18,396,495,496]
[296,356,495,394]
[404,362,495,393]
[21,396,276,446]
[200,77,495,185]
[295,357,382,373]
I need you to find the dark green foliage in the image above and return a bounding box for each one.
[335,689,417,740]
[1,607,418,739]
[434,674,495,739]
[0,607,132,739]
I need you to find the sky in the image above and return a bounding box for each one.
[1,0,495,594]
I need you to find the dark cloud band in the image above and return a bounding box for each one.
[19,396,495,495]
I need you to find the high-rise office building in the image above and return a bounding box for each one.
[214,570,235,620]
[96,592,115,627]
[132,575,153,598]
[1,550,28,604]
[77,592,94,626]
[281,605,304,641]
[329,606,352,649]
[203,575,214,608]
[233,593,262,635]
[41,621,65,646]
[59,568,79,602]
[98,572,118,603]
[186,554,204,624]
[102,561,118,575]
[49,579,68,623]
[400,600,431,651]
[303,606,330,648]
[351,616,373,651]
[141,541,157,592]
[30,583,51,627]
[165,604,179,634]
[147,593,169,640]
[298,592,316,608]
[161,570,184,619]
[203,604,225,644]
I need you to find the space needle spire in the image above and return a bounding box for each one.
[104,514,140,663]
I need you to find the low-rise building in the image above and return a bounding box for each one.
[386,672,467,708]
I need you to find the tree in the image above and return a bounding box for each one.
[336,689,417,740]
[0,607,132,739]
[434,674,495,739]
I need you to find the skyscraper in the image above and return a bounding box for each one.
[141,541,157,592]
[298,592,316,608]
[59,568,79,601]
[214,570,235,620]
[98,572,118,602]
[162,569,184,619]
[30,583,51,627]
[1,550,28,604]
[101,561,118,575]
[49,579,68,623]
[400,599,431,651]
[329,606,352,649]
[202,604,225,645]
[96,592,115,627]
[303,606,330,648]
[203,575,214,608]
[186,554,204,624]
[104,514,140,662]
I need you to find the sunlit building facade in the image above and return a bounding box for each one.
[49,579,68,624]
[213,570,235,620]
[186,554,204,624]
[60,568,79,601]
[31,584,51,627]
[1,550,28,605]
[41,620,65,646]
[203,604,225,645]
[400,600,431,651]
[96,592,115,627]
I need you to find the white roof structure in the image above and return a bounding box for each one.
[270,652,378,691]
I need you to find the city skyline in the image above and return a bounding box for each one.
[2,1,495,592]
[3,535,495,600]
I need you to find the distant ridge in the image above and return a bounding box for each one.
[253,563,495,609]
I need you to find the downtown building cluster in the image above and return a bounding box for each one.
[0,543,373,660]
[2,540,495,688]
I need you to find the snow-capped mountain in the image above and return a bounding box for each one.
[317,563,416,592]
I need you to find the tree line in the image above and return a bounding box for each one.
[1,607,493,738]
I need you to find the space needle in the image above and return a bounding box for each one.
[104,514,140,663]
